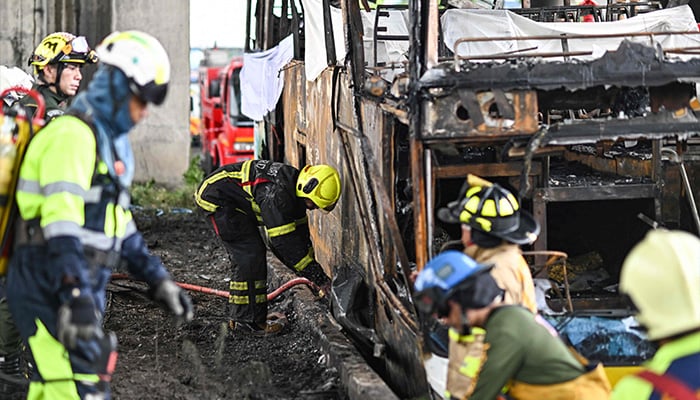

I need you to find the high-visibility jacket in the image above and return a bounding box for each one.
[195,159,315,273]
[611,331,700,400]
[15,114,168,287]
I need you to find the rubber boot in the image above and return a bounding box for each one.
[0,352,28,400]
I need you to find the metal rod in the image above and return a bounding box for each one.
[662,148,700,234]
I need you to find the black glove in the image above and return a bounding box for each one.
[299,263,331,297]
[57,288,102,349]
[152,279,194,324]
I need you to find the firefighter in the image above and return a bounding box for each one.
[194,160,340,336]
[611,229,700,399]
[414,250,612,400]
[19,32,98,120]
[430,177,540,398]
[6,30,193,399]
[437,177,539,313]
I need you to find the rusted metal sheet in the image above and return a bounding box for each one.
[422,89,539,138]
[281,62,429,397]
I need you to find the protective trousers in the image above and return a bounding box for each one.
[6,246,111,400]
[211,208,268,325]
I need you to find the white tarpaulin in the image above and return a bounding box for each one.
[241,35,294,121]
[302,0,347,81]
[441,5,700,61]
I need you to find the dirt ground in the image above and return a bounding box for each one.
[105,207,344,400]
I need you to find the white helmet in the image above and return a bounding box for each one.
[0,65,34,106]
[620,229,700,341]
[96,30,170,105]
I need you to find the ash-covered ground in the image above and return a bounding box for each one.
[105,208,343,399]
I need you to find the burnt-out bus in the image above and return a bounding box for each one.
[242,0,700,397]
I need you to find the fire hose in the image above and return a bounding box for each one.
[109,274,323,301]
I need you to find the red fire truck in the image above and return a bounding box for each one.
[198,53,254,173]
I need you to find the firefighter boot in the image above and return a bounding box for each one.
[230,312,288,337]
[0,352,28,399]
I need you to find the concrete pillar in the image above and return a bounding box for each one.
[0,0,191,188]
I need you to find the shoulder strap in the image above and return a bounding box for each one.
[636,370,696,400]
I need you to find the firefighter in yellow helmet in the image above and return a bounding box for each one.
[432,176,539,398]
[194,160,341,336]
[19,32,97,120]
[611,229,700,400]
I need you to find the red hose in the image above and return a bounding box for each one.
[109,274,321,300]
[266,277,321,300]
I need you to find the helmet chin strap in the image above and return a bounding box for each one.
[44,63,70,100]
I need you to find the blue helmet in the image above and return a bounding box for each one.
[414,250,498,316]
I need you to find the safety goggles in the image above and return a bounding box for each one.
[53,36,98,64]
[413,287,451,318]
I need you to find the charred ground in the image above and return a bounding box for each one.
[105,207,343,400]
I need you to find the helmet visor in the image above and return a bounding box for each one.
[131,80,168,105]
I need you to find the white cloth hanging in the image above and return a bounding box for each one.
[240,35,295,121]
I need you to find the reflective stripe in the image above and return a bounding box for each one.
[42,181,87,197]
[43,221,82,239]
[266,216,308,238]
[117,191,131,209]
[240,160,253,197]
[460,355,483,378]
[267,221,297,238]
[27,319,84,399]
[125,218,137,238]
[255,280,266,289]
[16,178,40,194]
[252,202,262,222]
[448,327,486,343]
[293,249,314,272]
[231,295,249,304]
[84,187,102,203]
[230,281,248,291]
[229,294,267,305]
[195,166,249,212]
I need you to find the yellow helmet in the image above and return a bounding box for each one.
[438,181,539,245]
[620,229,700,341]
[28,32,97,75]
[296,164,341,212]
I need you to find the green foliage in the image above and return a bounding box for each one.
[131,156,203,210]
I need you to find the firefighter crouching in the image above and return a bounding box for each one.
[611,229,700,399]
[6,30,193,399]
[194,160,340,336]
[20,32,98,121]
[414,251,612,400]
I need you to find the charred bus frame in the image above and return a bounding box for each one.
[244,1,700,397]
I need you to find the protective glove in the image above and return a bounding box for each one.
[152,279,194,324]
[57,288,102,350]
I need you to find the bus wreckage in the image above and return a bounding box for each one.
[241,1,700,397]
